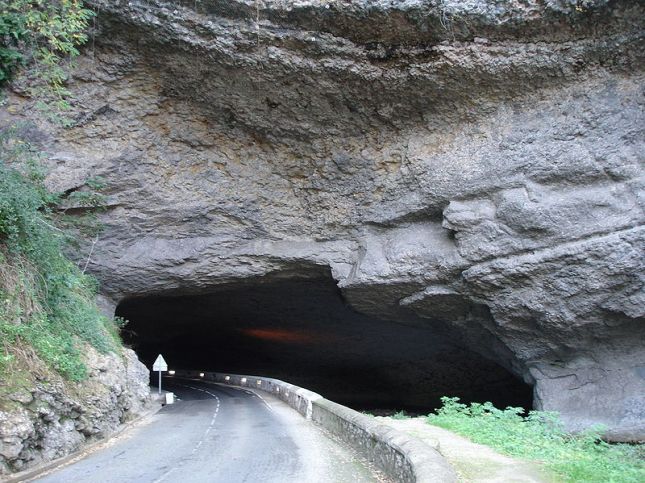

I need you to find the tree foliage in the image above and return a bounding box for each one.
[0,0,94,113]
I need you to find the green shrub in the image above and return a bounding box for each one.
[0,131,122,381]
[391,410,410,420]
[427,397,644,483]
[0,6,28,82]
[0,2,118,382]
[0,1,94,118]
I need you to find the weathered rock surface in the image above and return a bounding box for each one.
[0,348,151,475]
[3,0,644,439]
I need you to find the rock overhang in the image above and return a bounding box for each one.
[86,0,644,139]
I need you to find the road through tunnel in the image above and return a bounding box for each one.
[116,271,533,413]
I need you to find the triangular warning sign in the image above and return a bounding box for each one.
[152,354,168,371]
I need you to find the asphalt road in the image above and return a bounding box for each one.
[34,378,380,483]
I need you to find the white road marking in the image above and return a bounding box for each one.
[202,380,274,412]
[152,467,176,483]
[152,384,220,482]
[251,391,274,413]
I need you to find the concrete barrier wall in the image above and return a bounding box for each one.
[171,370,456,483]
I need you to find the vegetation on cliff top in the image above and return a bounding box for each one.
[1,0,94,120]
[427,397,645,483]
[0,0,123,383]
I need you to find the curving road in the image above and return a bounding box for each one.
[34,378,381,483]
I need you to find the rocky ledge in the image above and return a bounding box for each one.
[0,348,151,475]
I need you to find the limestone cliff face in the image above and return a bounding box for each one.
[6,0,643,439]
[0,348,150,475]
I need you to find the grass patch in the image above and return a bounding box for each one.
[426,397,644,483]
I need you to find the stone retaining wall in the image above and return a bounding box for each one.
[173,370,456,483]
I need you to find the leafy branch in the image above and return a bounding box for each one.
[0,0,94,120]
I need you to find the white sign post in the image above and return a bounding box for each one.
[152,354,168,395]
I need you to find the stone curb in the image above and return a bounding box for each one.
[175,370,457,483]
[1,398,163,483]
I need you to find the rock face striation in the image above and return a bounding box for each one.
[0,348,150,475]
[6,0,643,439]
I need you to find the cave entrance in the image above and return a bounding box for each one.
[115,271,533,413]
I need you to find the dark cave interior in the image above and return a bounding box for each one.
[116,273,533,413]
